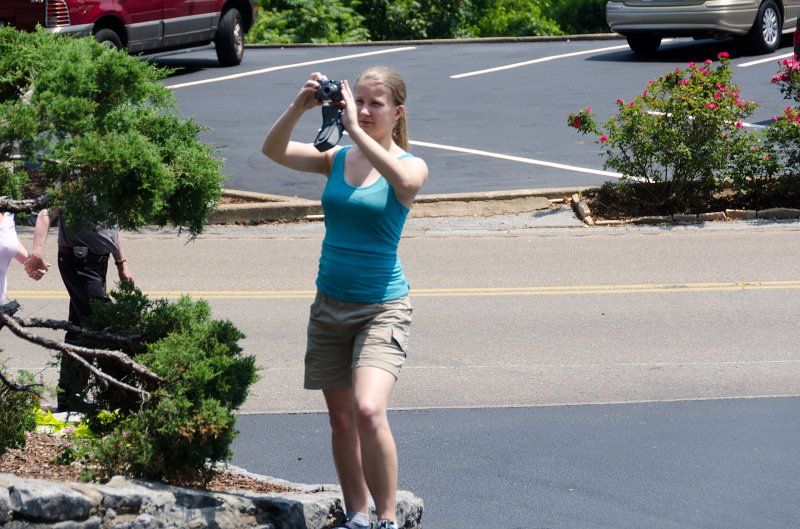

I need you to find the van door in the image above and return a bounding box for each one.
[119,0,164,52]
[162,0,215,47]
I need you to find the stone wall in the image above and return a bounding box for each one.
[0,469,423,528]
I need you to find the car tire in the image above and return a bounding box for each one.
[94,28,123,50]
[215,9,244,67]
[747,0,781,54]
[626,34,661,54]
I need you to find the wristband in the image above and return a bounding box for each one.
[115,258,127,266]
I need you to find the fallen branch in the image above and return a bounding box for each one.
[0,196,48,214]
[0,312,160,399]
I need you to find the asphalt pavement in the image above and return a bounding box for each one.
[233,398,800,529]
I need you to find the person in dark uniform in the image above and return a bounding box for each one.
[25,208,134,411]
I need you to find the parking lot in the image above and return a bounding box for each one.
[153,35,798,198]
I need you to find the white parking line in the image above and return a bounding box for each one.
[738,52,794,68]
[450,44,631,79]
[410,140,622,178]
[165,46,417,89]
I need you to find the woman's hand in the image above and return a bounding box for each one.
[292,72,326,112]
[337,79,360,134]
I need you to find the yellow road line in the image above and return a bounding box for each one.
[7,280,800,300]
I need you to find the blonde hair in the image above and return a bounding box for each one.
[356,66,409,151]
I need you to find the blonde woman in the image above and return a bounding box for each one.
[263,66,428,529]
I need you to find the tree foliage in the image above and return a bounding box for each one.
[0,27,224,236]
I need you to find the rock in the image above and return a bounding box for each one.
[8,477,93,522]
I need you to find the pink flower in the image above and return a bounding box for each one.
[616,98,623,104]
[718,52,730,59]
[736,100,747,107]
[648,80,654,85]
[600,135,608,142]
[688,62,696,67]
[629,101,635,107]
[714,92,721,99]
[773,115,779,121]
[122,431,132,438]
[705,103,718,109]
[585,106,592,112]
[643,89,648,95]
[764,155,771,161]
[573,116,581,128]
[735,121,743,128]
[704,59,713,65]
[678,80,690,86]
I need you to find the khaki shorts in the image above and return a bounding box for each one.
[304,291,413,390]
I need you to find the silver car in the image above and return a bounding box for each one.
[607,0,800,55]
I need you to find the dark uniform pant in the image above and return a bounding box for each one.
[56,251,110,410]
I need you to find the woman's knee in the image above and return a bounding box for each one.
[328,407,358,436]
[355,399,388,434]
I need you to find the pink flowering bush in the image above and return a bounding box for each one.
[568,53,767,213]
[771,56,800,102]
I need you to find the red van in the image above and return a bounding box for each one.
[0,0,259,66]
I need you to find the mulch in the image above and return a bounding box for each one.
[0,431,295,495]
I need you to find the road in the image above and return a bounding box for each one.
[3,217,800,528]
[153,35,798,198]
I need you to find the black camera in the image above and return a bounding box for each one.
[315,79,343,103]
[313,79,345,152]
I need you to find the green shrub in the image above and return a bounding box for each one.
[466,0,562,37]
[76,284,258,484]
[544,0,609,34]
[0,27,224,236]
[248,0,370,43]
[349,0,475,40]
[0,370,41,456]
[568,53,768,213]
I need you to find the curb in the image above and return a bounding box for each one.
[210,187,600,225]
[245,33,623,49]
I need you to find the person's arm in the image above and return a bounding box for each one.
[338,80,428,207]
[24,209,52,280]
[112,232,134,283]
[14,243,29,265]
[262,72,334,176]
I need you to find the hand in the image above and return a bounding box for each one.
[24,255,49,281]
[292,72,326,112]
[117,262,134,283]
[337,79,359,134]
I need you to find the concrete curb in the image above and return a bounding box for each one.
[245,33,623,49]
[211,187,600,225]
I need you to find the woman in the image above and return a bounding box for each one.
[0,212,34,304]
[262,66,428,529]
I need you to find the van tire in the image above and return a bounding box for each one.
[747,0,781,54]
[94,28,123,50]
[215,9,244,67]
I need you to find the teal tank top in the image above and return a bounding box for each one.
[316,145,412,303]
